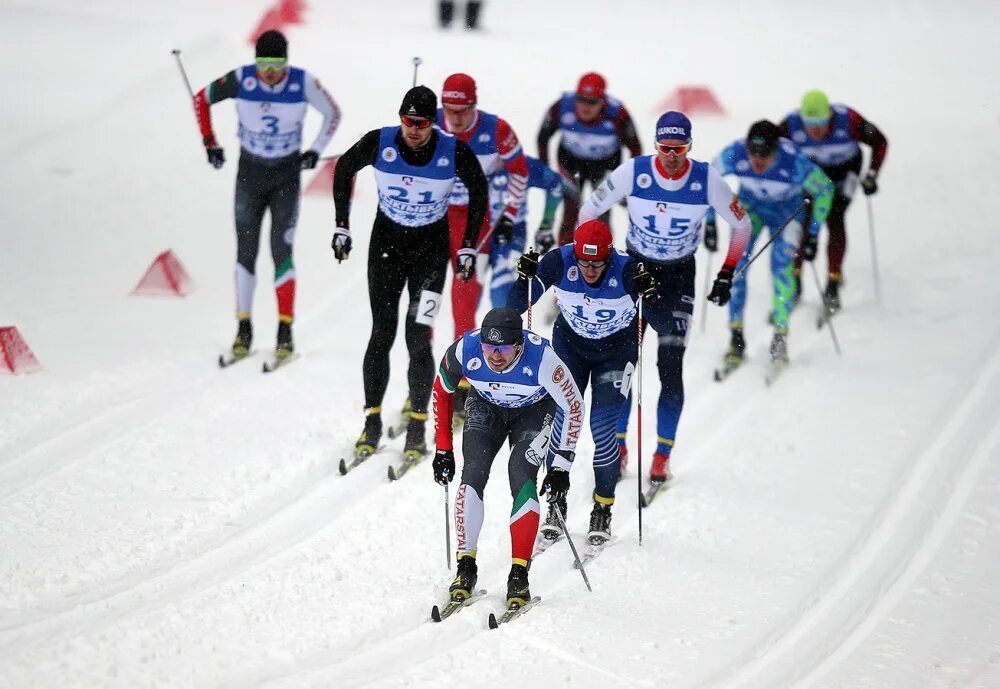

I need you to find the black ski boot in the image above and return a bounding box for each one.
[438,0,454,28]
[587,501,613,545]
[276,320,294,360]
[506,563,531,607]
[769,331,789,364]
[725,326,746,367]
[449,554,478,601]
[355,408,382,458]
[403,412,428,460]
[824,274,842,314]
[232,318,252,357]
[465,0,482,29]
[539,497,567,541]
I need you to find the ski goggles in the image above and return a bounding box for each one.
[575,95,601,106]
[400,115,433,129]
[576,258,608,268]
[802,114,831,126]
[255,57,288,69]
[655,142,691,155]
[481,342,519,356]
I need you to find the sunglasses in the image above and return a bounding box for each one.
[576,258,608,268]
[575,95,601,106]
[656,142,691,155]
[400,115,433,129]
[481,342,518,356]
[802,115,830,126]
[255,57,287,69]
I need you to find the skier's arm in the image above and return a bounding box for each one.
[847,108,888,173]
[505,249,563,314]
[538,347,585,467]
[432,339,465,452]
[454,139,489,247]
[333,129,380,227]
[303,72,341,155]
[615,105,643,158]
[535,100,561,167]
[707,167,752,271]
[705,143,739,225]
[800,159,834,237]
[496,118,530,221]
[193,70,238,147]
[578,159,635,223]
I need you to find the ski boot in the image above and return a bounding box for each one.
[453,379,470,428]
[465,0,482,30]
[232,318,252,358]
[538,496,567,542]
[449,554,478,601]
[650,452,672,483]
[506,563,531,608]
[587,500,613,545]
[823,274,842,315]
[354,408,382,459]
[403,412,428,461]
[769,330,789,364]
[275,319,294,361]
[438,0,454,28]
[726,326,746,367]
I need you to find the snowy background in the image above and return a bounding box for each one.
[2,0,999,687]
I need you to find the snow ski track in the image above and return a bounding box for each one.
[698,339,1000,689]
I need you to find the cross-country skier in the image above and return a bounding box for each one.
[578,111,751,487]
[536,72,642,246]
[332,86,488,464]
[778,90,888,312]
[705,120,833,371]
[193,29,340,363]
[431,308,585,608]
[506,219,656,545]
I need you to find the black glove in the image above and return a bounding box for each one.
[535,221,555,254]
[432,449,455,486]
[540,467,570,502]
[493,214,514,247]
[206,146,225,169]
[633,263,657,302]
[707,266,734,306]
[861,171,878,196]
[703,218,718,252]
[456,246,476,282]
[300,150,319,170]
[332,222,352,262]
[517,249,540,280]
[800,233,819,262]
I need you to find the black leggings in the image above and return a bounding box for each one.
[363,214,450,414]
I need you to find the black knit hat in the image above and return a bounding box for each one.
[480,308,524,346]
[747,120,779,156]
[255,30,288,59]
[399,86,437,121]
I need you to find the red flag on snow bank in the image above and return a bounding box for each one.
[655,86,726,116]
[0,326,41,375]
[131,250,192,297]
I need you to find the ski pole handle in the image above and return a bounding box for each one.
[171,49,195,100]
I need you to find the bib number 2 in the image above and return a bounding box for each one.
[415,290,442,326]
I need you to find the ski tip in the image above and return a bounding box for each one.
[218,355,226,368]
[338,458,348,476]
[262,362,271,373]
[712,369,722,382]
[431,605,442,623]
[387,466,397,481]
[488,613,499,630]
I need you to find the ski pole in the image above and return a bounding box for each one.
[170,49,195,100]
[411,56,422,87]
[732,200,807,281]
[808,260,843,356]
[636,294,644,547]
[444,484,452,570]
[865,194,881,304]
[551,498,592,592]
[699,251,712,334]
[526,254,534,330]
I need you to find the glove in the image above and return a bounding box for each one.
[861,171,878,196]
[300,150,319,170]
[432,449,455,486]
[707,266,734,306]
[540,467,570,502]
[206,146,225,169]
[456,245,476,282]
[535,221,555,254]
[800,233,819,262]
[516,249,540,280]
[703,218,718,252]
[332,222,352,262]
[633,263,657,302]
[492,214,514,247]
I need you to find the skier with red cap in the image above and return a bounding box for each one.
[438,72,531,421]
[578,111,751,502]
[506,219,656,551]
[536,72,642,248]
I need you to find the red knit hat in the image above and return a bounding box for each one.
[574,219,613,261]
[576,72,606,101]
[441,73,477,105]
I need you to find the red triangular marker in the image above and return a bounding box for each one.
[131,250,192,297]
[655,86,726,116]
[0,326,42,375]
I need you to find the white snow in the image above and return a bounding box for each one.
[1,0,999,687]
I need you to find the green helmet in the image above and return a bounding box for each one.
[800,90,832,124]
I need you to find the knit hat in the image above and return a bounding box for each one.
[255,30,288,59]
[747,120,780,156]
[441,73,477,105]
[480,308,524,345]
[399,86,437,120]
[655,111,692,143]
[574,219,613,261]
[576,72,606,101]
[800,90,832,124]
